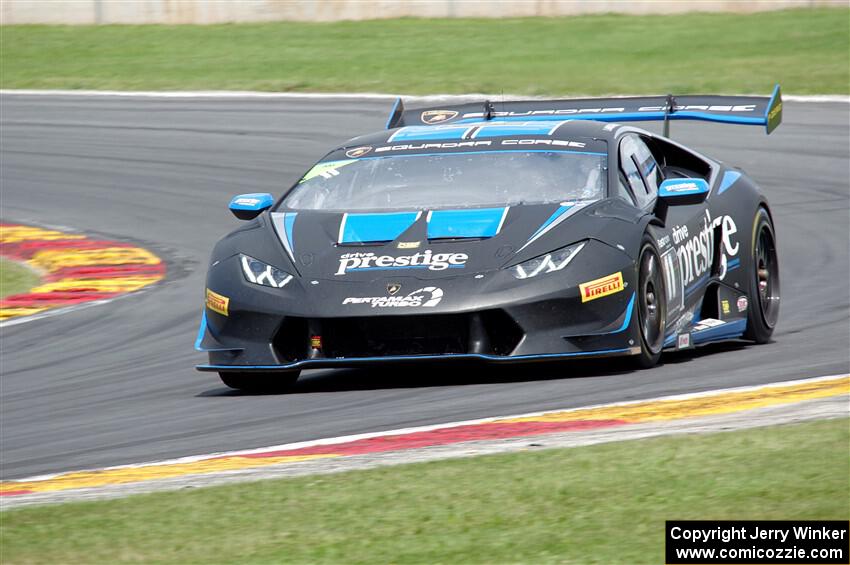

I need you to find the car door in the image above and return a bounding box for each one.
[619,133,703,324]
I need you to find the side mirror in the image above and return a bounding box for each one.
[229,193,274,220]
[658,178,710,205]
[654,178,709,225]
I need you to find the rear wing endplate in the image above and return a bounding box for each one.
[386,85,782,135]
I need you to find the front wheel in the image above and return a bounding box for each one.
[743,208,780,343]
[633,236,667,369]
[219,371,301,392]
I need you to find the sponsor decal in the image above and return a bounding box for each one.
[233,197,261,206]
[345,146,372,158]
[205,288,229,317]
[343,286,444,308]
[661,248,684,317]
[397,241,420,249]
[768,101,782,121]
[336,250,468,276]
[677,333,691,349]
[500,139,586,148]
[674,210,739,286]
[421,110,458,125]
[310,335,322,349]
[579,271,624,303]
[664,181,702,193]
[693,317,725,332]
[737,295,749,312]
[721,299,731,315]
[460,104,758,120]
[300,159,356,183]
[375,141,491,153]
[372,139,590,154]
[387,283,401,295]
[657,235,671,249]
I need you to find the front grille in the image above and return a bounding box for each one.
[273,310,523,361]
[323,314,469,357]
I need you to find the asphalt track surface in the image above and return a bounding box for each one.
[1,95,847,480]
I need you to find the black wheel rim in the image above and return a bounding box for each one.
[638,248,665,354]
[755,224,780,327]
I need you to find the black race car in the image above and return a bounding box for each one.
[196,88,783,391]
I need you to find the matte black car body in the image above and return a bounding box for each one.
[196,89,783,386]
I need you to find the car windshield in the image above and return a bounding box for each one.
[281,150,607,211]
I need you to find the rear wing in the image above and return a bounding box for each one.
[386,85,782,135]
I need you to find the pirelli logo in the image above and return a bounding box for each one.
[579,272,624,303]
[205,288,229,316]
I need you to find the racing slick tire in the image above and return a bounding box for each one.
[633,235,667,369]
[743,207,780,344]
[219,371,301,392]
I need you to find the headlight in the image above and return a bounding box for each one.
[511,242,585,280]
[240,255,293,288]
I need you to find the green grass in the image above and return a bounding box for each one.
[0,258,40,298]
[2,418,847,564]
[1,8,848,94]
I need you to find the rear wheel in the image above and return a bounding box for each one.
[219,371,300,392]
[743,208,780,343]
[633,237,667,368]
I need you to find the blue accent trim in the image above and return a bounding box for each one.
[197,347,634,371]
[766,84,781,134]
[194,311,207,351]
[427,207,506,239]
[386,97,401,130]
[194,312,243,353]
[658,178,709,199]
[341,211,419,244]
[390,125,470,141]
[692,318,747,344]
[528,204,574,241]
[455,111,766,126]
[473,123,558,137]
[284,212,297,252]
[692,307,702,324]
[229,193,274,212]
[718,171,742,194]
[727,258,741,271]
[357,149,607,161]
[663,333,676,347]
[685,272,710,297]
[611,292,636,334]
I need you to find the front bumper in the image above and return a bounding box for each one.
[196,239,641,372]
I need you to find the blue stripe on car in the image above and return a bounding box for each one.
[427,207,507,239]
[194,311,207,351]
[718,171,742,194]
[284,212,297,253]
[339,211,420,244]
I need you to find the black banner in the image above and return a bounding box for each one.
[666,521,849,564]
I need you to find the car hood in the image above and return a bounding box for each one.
[269,200,639,282]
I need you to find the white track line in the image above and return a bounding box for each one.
[12,373,848,483]
[1,89,847,103]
